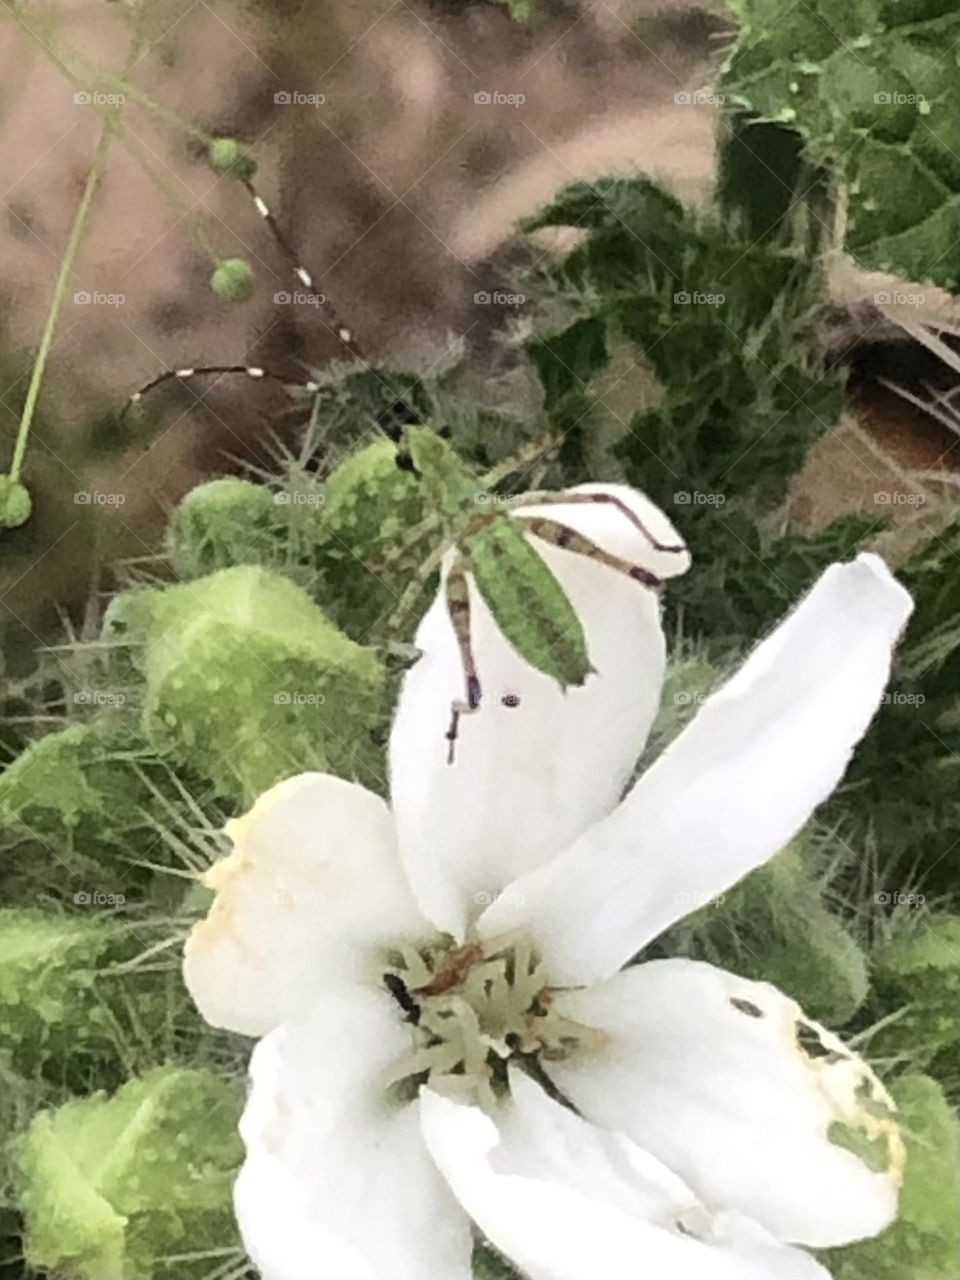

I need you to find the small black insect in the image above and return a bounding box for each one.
[383,972,421,1025]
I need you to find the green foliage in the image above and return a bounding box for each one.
[139,566,388,799]
[828,1073,960,1279]
[659,842,869,1025]
[472,1240,521,1279]
[17,1066,243,1280]
[868,916,960,1079]
[526,175,839,521]
[0,720,183,896]
[0,911,117,1077]
[722,0,960,287]
[166,477,282,580]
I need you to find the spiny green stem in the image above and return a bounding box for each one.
[9,126,113,480]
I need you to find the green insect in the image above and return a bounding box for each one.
[383,425,687,762]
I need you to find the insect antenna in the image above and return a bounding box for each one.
[119,364,315,427]
[239,179,366,363]
[121,166,366,422]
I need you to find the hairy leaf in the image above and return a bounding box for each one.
[722,0,960,287]
[17,1067,242,1280]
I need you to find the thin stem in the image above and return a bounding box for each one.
[7,2,211,146]
[9,124,113,480]
[9,5,218,264]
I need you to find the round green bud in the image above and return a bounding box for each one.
[0,475,32,529]
[211,258,255,302]
[208,137,257,182]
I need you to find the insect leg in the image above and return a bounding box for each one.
[511,490,687,556]
[242,181,366,362]
[478,431,561,490]
[444,554,482,765]
[382,530,449,636]
[515,515,665,589]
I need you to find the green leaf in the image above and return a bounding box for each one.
[721,0,960,287]
[466,519,591,689]
[526,316,609,429]
[16,1066,243,1280]
[0,720,191,896]
[827,1073,960,1279]
[868,916,960,1076]
[0,910,118,1076]
[140,565,387,799]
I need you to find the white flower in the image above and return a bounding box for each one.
[183,484,912,1280]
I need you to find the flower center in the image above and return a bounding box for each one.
[381,935,602,1106]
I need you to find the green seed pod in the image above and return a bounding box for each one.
[0,475,32,528]
[208,137,257,181]
[210,258,255,302]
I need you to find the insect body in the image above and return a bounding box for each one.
[388,426,688,762]
[383,973,421,1025]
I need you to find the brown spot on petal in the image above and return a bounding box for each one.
[730,996,764,1018]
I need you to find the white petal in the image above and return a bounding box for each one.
[237,985,472,1280]
[545,959,903,1247]
[420,1074,830,1280]
[389,483,688,937]
[479,553,912,981]
[183,772,427,1036]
